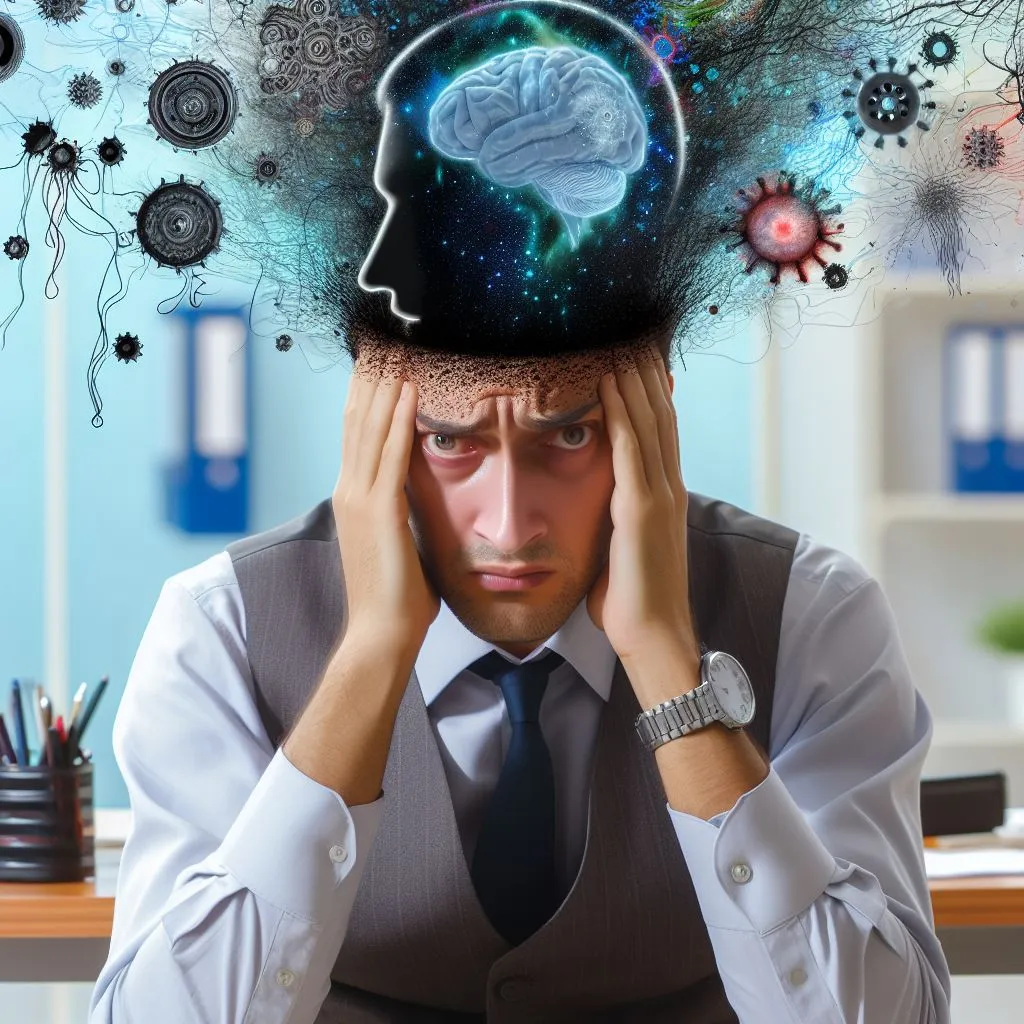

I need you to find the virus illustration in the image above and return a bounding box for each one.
[134,176,224,270]
[275,333,293,352]
[68,72,102,109]
[0,13,25,86]
[35,0,87,26]
[822,263,849,289]
[922,31,958,71]
[4,235,29,260]
[113,333,143,363]
[47,140,80,176]
[114,0,134,11]
[634,4,689,66]
[22,120,56,156]
[108,60,126,77]
[843,58,936,148]
[97,137,126,167]
[148,60,239,150]
[722,174,844,285]
[963,126,1005,171]
[255,154,281,185]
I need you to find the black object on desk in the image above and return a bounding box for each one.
[920,772,1006,838]
[0,759,95,882]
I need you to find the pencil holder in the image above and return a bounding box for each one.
[0,759,95,882]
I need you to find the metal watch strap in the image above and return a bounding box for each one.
[634,681,718,753]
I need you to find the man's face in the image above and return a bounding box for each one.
[355,340,674,659]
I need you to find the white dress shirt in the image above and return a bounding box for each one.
[88,530,951,1024]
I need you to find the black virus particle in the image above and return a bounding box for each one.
[922,31,958,70]
[843,58,936,148]
[822,263,849,289]
[36,0,87,25]
[963,127,1005,171]
[255,154,281,185]
[67,72,103,109]
[721,174,844,285]
[0,13,25,86]
[114,0,135,12]
[135,176,224,269]
[113,333,143,363]
[97,136,126,167]
[108,60,126,77]
[276,333,293,352]
[3,235,29,261]
[148,60,239,150]
[22,120,57,156]
[47,140,80,176]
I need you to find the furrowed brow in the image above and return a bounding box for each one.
[415,399,601,437]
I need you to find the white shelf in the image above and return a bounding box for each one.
[873,494,1024,525]
[932,720,1024,748]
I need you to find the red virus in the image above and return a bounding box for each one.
[722,174,844,284]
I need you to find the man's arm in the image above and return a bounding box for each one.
[649,552,952,1023]
[88,563,389,1024]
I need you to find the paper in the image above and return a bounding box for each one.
[925,847,1024,879]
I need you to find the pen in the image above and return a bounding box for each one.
[70,676,108,761]
[10,680,29,766]
[45,725,62,770]
[68,682,87,731]
[0,712,17,765]
[33,685,48,766]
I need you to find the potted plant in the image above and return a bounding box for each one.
[976,600,1024,726]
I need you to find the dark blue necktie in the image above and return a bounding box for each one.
[467,648,566,946]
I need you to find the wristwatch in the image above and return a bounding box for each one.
[634,651,756,753]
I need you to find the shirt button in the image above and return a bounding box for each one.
[329,844,348,864]
[789,967,808,987]
[496,977,527,1002]
[730,861,753,884]
[276,969,296,988]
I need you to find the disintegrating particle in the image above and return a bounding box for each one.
[708,305,719,315]
[963,126,1005,170]
[255,154,281,185]
[35,0,88,26]
[114,0,135,12]
[822,263,849,289]
[22,120,57,156]
[722,173,844,284]
[0,13,26,86]
[276,333,293,352]
[68,72,103,109]
[922,31,958,70]
[47,139,80,175]
[113,333,143,363]
[107,60,126,77]
[97,136,126,167]
[3,235,29,261]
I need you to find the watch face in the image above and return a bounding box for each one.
[707,653,755,725]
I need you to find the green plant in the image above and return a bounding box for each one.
[977,601,1024,655]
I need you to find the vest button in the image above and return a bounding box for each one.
[730,861,753,884]
[496,976,528,1002]
[329,844,348,864]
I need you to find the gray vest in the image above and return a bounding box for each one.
[227,494,799,1023]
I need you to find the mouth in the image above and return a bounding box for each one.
[473,570,553,592]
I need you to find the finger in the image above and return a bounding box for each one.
[614,356,660,496]
[376,380,418,498]
[600,369,650,502]
[341,361,380,489]
[353,374,406,493]
[634,350,678,500]
[653,353,685,495]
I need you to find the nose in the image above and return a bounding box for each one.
[473,452,548,558]
[358,199,425,320]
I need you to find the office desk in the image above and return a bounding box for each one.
[1,846,1023,982]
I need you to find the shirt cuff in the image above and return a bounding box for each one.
[668,765,837,934]
[217,746,384,925]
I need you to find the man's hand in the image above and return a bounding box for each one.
[586,345,699,671]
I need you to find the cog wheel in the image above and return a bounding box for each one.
[822,263,849,289]
[4,235,29,261]
[276,333,293,352]
[135,176,223,269]
[0,13,25,86]
[843,58,936,148]
[67,72,102,109]
[22,120,56,156]
[922,31,958,70]
[47,140,80,176]
[97,136,126,167]
[113,333,143,363]
[148,60,239,150]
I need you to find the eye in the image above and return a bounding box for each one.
[421,424,597,457]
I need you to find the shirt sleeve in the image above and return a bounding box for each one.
[668,558,952,1023]
[88,568,385,1024]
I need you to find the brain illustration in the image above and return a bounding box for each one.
[428,46,648,247]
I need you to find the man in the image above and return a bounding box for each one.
[89,3,952,1023]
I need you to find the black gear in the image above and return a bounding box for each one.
[35,0,87,25]
[276,333,293,352]
[148,60,239,150]
[4,235,29,260]
[67,72,102,109]
[135,176,223,269]
[97,137,126,167]
[922,31,958,70]
[963,127,1005,171]
[47,140,79,175]
[113,333,143,362]
[0,13,26,86]
[22,120,56,156]
[255,154,281,185]
[822,263,849,289]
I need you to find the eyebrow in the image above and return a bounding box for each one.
[415,399,602,437]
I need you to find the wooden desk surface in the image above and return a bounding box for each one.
[1,847,1023,939]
